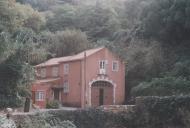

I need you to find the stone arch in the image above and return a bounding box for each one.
[89,76,116,106]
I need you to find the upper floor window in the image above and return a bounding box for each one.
[99,60,107,69]
[63,81,69,93]
[35,69,40,77]
[99,60,107,74]
[40,68,46,78]
[52,66,59,77]
[64,64,69,75]
[35,91,45,101]
[112,61,119,71]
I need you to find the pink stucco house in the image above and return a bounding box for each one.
[31,47,125,108]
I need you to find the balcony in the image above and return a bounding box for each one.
[98,69,108,76]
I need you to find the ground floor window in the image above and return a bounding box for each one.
[35,91,45,101]
[63,81,69,93]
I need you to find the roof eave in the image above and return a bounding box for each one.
[35,63,59,68]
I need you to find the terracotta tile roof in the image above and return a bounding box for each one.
[35,78,60,83]
[35,47,104,67]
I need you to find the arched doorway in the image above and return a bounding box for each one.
[91,81,114,107]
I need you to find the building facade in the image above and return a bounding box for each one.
[31,47,125,108]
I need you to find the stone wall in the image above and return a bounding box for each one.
[12,109,125,128]
[12,96,190,128]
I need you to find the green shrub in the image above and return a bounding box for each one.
[58,120,77,128]
[118,96,190,128]
[0,94,23,109]
[46,100,59,109]
[13,96,190,128]
[131,76,190,96]
[131,60,190,97]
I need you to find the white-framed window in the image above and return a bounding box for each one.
[99,60,107,69]
[35,69,40,77]
[40,68,46,78]
[63,81,69,93]
[99,60,108,74]
[52,66,59,77]
[112,61,119,71]
[35,91,45,101]
[64,64,69,75]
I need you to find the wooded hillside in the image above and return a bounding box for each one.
[0,0,190,107]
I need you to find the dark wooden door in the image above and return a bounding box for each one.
[99,88,104,106]
[54,89,59,100]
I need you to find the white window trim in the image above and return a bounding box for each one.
[41,68,46,78]
[64,64,69,75]
[35,91,45,101]
[52,66,59,77]
[63,81,69,93]
[35,69,40,77]
[99,60,107,69]
[112,61,119,71]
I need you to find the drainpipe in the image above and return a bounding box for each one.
[80,60,82,107]
[84,51,87,107]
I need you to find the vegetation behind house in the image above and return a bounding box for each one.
[0,0,190,107]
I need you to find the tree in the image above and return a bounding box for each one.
[136,0,190,45]
[0,0,45,33]
[46,4,77,31]
[21,0,57,11]
[43,29,90,57]
[0,32,10,62]
[14,3,46,32]
[76,4,120,41]
[0,0,20,32]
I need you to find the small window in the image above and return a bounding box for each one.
[63,81,69,93]
[99,60,106,69]
[112,61,119,71]
[41,68,46,78]
[35,91,45,101]
[52,66,59,77]
[35,69,40,77]
[64,64,69,75]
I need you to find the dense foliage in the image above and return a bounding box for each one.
[138,0,190,44]
[122,96,190,128]
[13,96,190,128]
[46,100,60,109]
[131,60,190,96]
[1,0,190,108]
[0,0,46,107]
